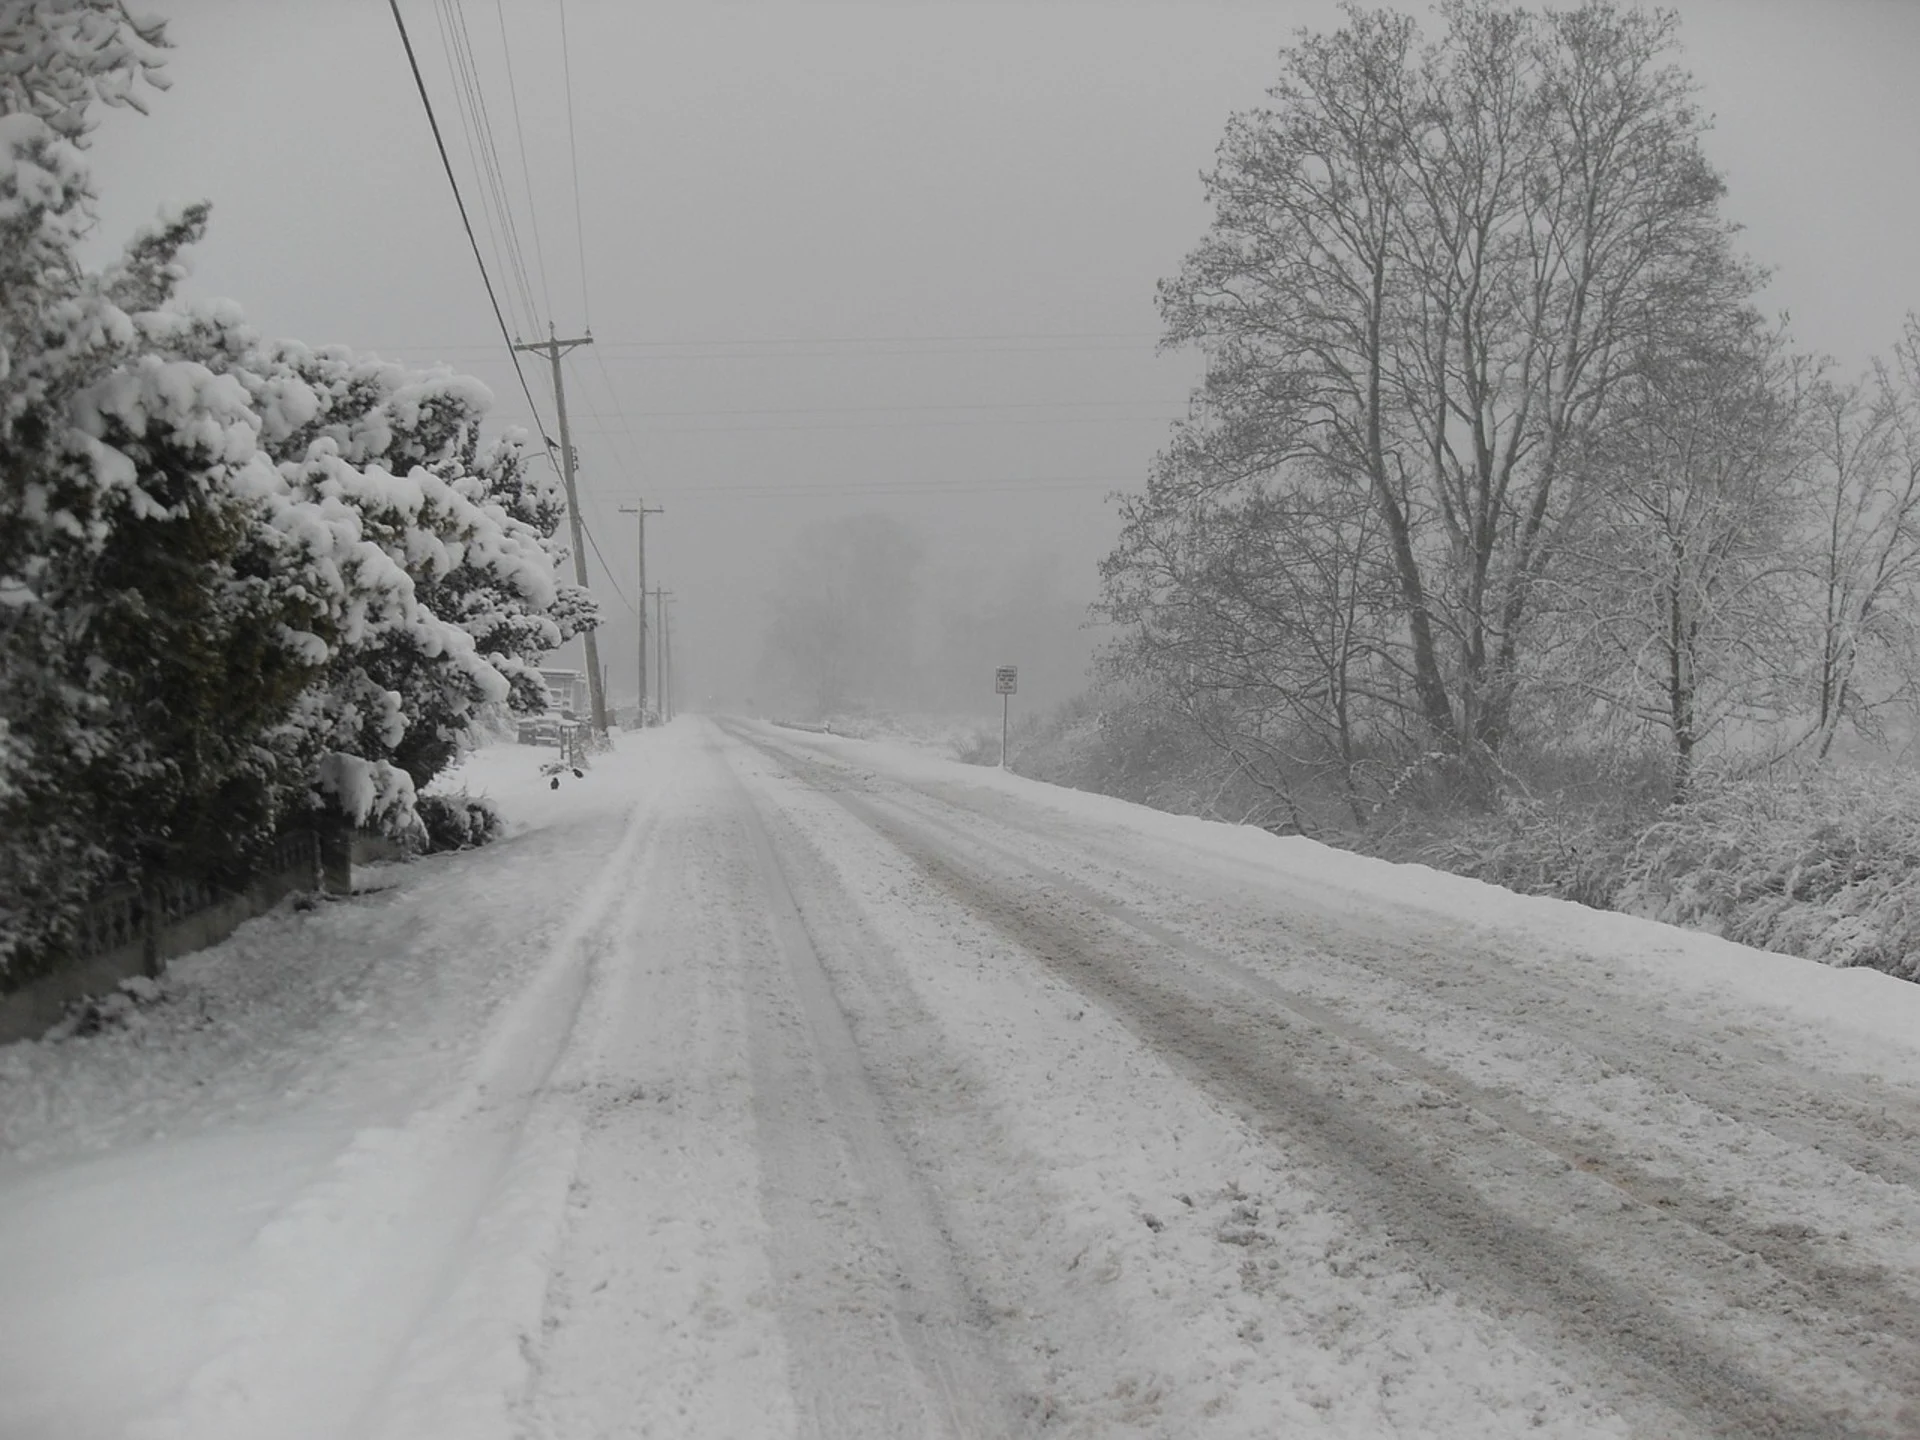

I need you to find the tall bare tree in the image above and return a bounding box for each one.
[1141,0,1757,763]
[1104,406,1412,827]
[1559,318,1803,799]
[1800,318,1920,759]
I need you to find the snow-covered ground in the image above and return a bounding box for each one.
[4,718,1918,1438]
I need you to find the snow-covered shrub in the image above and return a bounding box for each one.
[0,9,589,978]
[953,730,1001,766]
[1014,685,1305,828]
[415,792,503,853]
[1619,771,1920,981]
[0,9,296,976]
[1413,795,1641,911]
[188,331,599,815]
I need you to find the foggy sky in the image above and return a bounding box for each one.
[79,0,1920,714]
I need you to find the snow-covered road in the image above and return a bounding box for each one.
[5,718,1920,1438]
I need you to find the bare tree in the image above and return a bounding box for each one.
[758,514,924,717]
[1800,318,1920,758]
[1149,0,1756,762]
[1560,319,1803,799]
[1103,437,1404,828]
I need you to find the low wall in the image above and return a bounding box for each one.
[0,830,323,1046]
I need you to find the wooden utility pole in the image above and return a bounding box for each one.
[619,502,662,723]
[649,587,673,722]
[663,597,675,721]
[513,326,607,735]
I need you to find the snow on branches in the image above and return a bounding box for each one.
[0,9,589,973]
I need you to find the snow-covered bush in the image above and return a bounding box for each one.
[1619,771,1920,981]
[0,8,291,976]
[0,8,589,978]
[1412,795,1642,912]
[952,729,1001,766]
[1014,685,1304,829]
[415,793,504,854]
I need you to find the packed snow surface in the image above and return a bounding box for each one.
[3,718,1918,1438]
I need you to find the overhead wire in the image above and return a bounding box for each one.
[345,332,1159,359]
[400,0,652,660]
[567,413,1183,436]
[458,2,545,331]
[576,397,1187,418]
[579,517,637,614]
[493,0,555,322]
[561,351,649,611]
[360,339,1165,365]
[428,0,522,334]
[587,344,650,484]
[583,473,1135,499]
[586,329,1162,348]
[556,0,592,325]
[386,0,552,438]
[436,0,544,334]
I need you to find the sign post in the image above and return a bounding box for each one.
[995,665,1018,768]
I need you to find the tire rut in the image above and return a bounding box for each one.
[721,743,1030,1440]
[913,772,1920,1195]
[739,724,1920,1198]
[875,814,1913,1437]
[723,724,1920,1439]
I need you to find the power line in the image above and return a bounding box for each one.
[493,0,554,322]
[527,355,638,618]
[347,329,1163,356]
[561,350,643,481]
[386,0,551,438]
[577,397,1187,419]
[587,345,649,479]
[581,471,1139,498]
[363,342,1166,366]
[580,516,636,614]
[585,329,1163,348]
[435,0,543,334]
[567,413,1182,436]
[557,0,591,326]
[429,0,524,334]
[459,0,544,330]
[602,485,1131,499]
[377,332,1158,351]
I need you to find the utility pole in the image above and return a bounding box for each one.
[513,325,608,736]
[619,501,662,723]
[663,597,675,721]
[649,587,673,722]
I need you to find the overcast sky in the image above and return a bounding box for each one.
[80,0,1920,712]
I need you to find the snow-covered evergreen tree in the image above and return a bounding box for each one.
[0,3,591,976]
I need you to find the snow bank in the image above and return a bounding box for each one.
[777,725,1920,1082]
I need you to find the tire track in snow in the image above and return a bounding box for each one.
[735,727,1920,1181]
[903,767,1920,1199]
[127,794,664,1440]
[860,774,1920,1355]
[511,747,801,1440]
[722,744,1030,1440]
[745,727,1920,1243]
[727,723,1920,1440]
[860,808,1908,1438]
